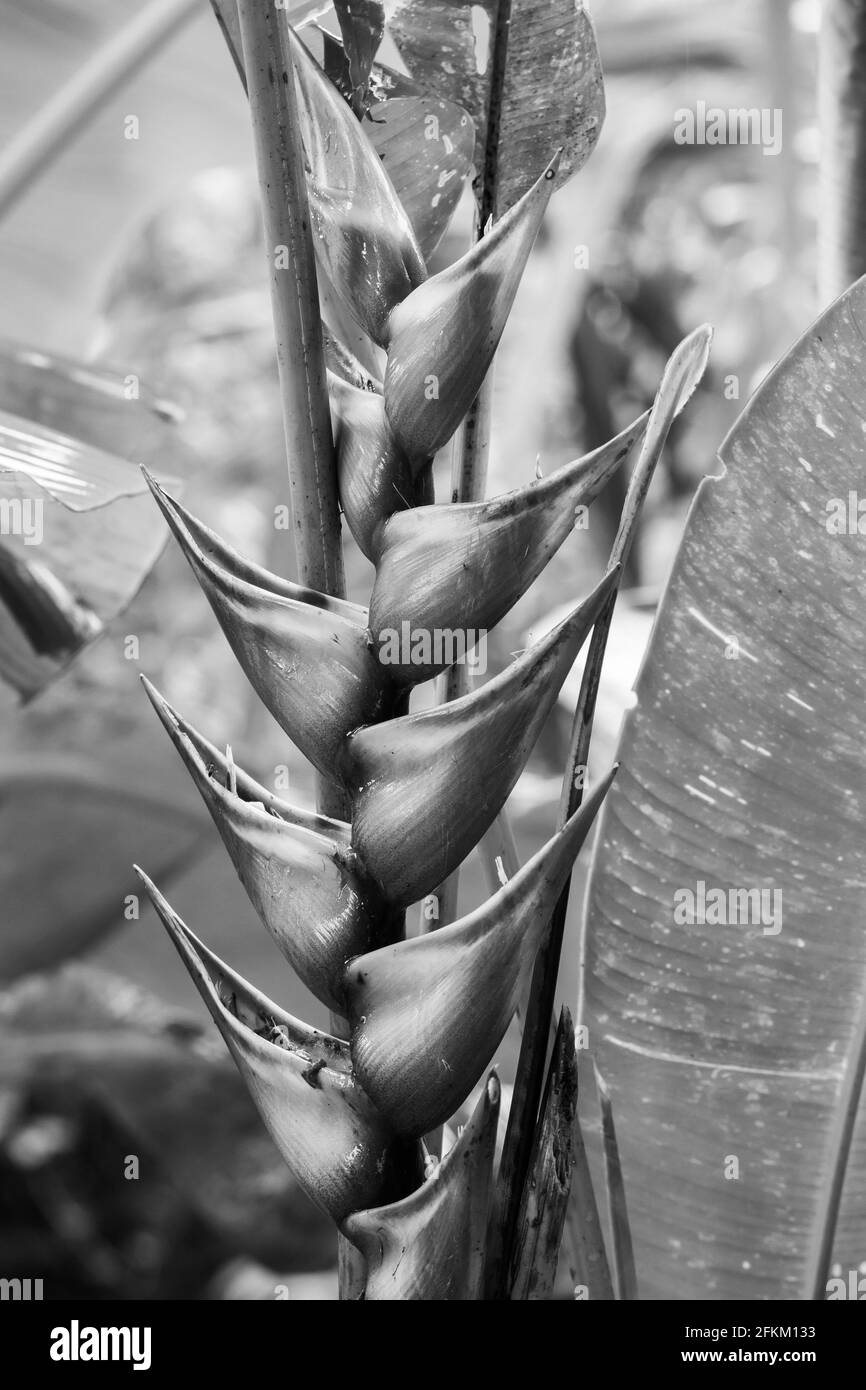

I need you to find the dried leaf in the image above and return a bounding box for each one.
[509,1008,578,1300]
[332,0,385,110]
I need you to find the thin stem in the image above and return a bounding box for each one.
[819,0,866,299]
[0,0,201,221]
[429,0,510,924]
[236,0,345,600]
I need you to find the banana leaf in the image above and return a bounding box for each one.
[582,274,866,1300]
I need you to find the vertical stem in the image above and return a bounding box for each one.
[237,0,345,599]
[819,0,866,300]
[431,0,512,927]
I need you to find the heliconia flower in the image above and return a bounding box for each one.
[290,28,427,348]
[369,413,648,683]
[330,374,430,563]
[382,152,561,460]
[323,325,383,394]
[139,676,395,1014]
[142,470,367,624]
[143,474,391,782]
[343,1074,501,1300]
[134,869,418,1222]
[348,568,619,906]
[343,772,616,1137]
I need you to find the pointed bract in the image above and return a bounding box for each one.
[344,774,615,1136]
[349,569,618,905]
[383,154,560,459]
[140,678,393,1013]
[343,1075,500,1299]
[369,413,648,682]
[290,28,427,347]
[330,375,426,562]
[135,870,405,1222]
[144,475,389,782]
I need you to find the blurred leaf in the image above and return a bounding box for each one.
[584,275,866,1299]
[0,753,206,979]
[0,343,185,698]
[0,341,182,467]
[0,486,169,698]
[0,966,333,1267]
[0,409,162,511]
[387,0,605,213]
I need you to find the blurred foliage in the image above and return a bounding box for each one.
[0,0,827,1297]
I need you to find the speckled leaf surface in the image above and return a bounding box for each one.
[582,275,866,1300]
[366,97,475,258]
[386,0,605,212]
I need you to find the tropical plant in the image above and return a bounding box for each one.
[7,0,863,1304]
[122,0,713,1300]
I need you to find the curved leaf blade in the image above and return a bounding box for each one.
[582,275,866,1300]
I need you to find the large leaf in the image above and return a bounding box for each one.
[386,0,605,213]
[582,275,866,1300]
[0,341,182,468]
[0,344,184,697]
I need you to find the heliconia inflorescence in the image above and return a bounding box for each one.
[134,2,711,1300]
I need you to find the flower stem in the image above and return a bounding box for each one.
[236,0,345,600]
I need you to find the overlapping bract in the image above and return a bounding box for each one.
[344,772,615,1136]
[135,9,705,1300]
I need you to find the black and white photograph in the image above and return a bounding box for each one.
[0,0,864,1344]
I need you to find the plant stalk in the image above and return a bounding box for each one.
[236,0,345,601]
[819,0,866,299]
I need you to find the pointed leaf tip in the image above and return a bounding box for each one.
[345,776,614,1136]
[134,868,405,1222]
[351,575,617,905]
[343,1071,500,1299]
[139,680,391,1012]
[143,481,387,782]
[369,412,648,683]
[383,158,559,459]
